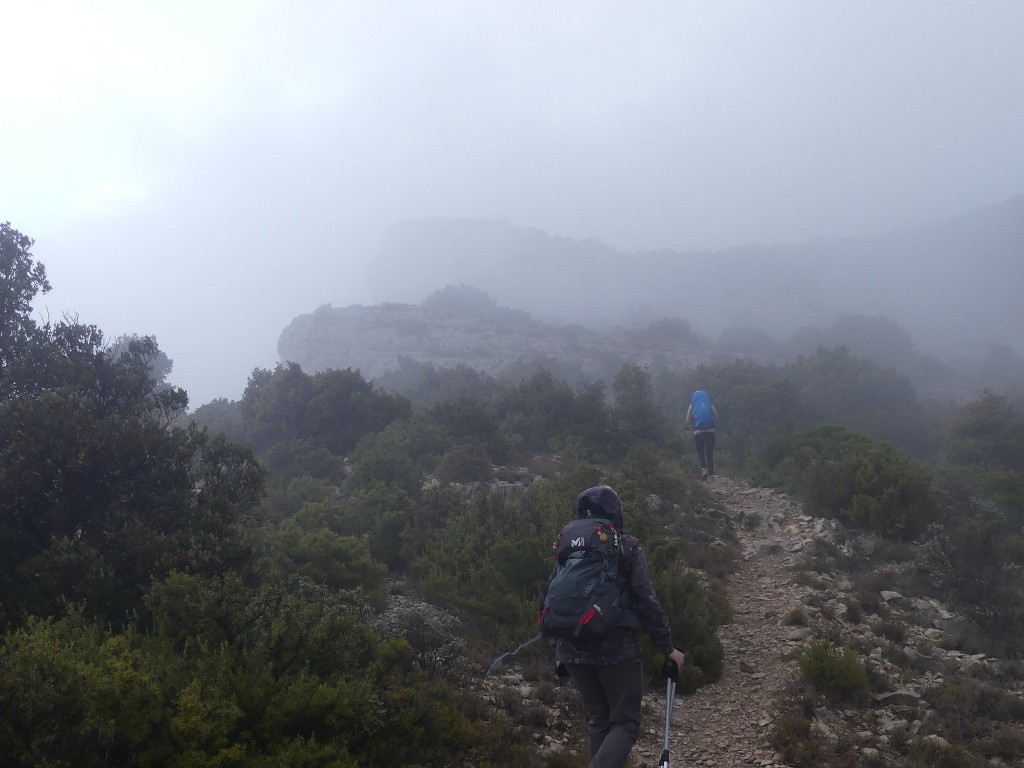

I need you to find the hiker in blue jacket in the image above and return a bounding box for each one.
[684,389,719,480]
[553,485,685,768]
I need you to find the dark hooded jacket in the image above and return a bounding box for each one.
[551,485,675,665]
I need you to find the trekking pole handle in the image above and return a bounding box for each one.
[662,656,680,683]
[662,648,684,681]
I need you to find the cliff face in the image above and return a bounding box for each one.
[277,302,717,381]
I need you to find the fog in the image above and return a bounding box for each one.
[3,1,1022,406]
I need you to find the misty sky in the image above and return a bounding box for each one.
[3,1,1022,406]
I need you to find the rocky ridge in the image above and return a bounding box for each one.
[277,303,716,382]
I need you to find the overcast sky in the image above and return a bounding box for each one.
[3,1,1022,406]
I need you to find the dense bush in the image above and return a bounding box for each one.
[422,283,535,327]
[939,392,1024,524]
[945,391,1024,472]
[632,317,701,345]
[344,420,429,497]
[760,424,937,539]
[647,565,725,693]
[260,438,348,483]
[0,598,510,767]
[612,364,674,448]
[915,393,1024,655]
[659,346,934,471]
[408,485,560,634]
[426,396,509,460]
[0,323,263,629]
[493,369,615,460]
[922,517,1024,656]
[789,314,951,389]
[374,359,504,408]
[255,522,389,606]
[433,444,496,484]
[923,679,1024,755]
[783,346,932,456]
[240,363,412,455]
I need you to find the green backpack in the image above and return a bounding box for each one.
[539,517,637,642]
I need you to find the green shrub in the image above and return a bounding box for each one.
[772,683,829,766]
[783,345,931,456]
[240,363,411,456]
[785,607,808,626]
[0,611,171,767]
[255,522,388,607]
[647,566,725,693]
[931,680,1024,726]
[434,444,495,484]
[923,517,1024,655]
[799,640,868,699]
[853,586,883,617]
[426,397,510,463]
[978,725,1024,761]
[761,424,936,539]
[872,618,907,643]
[793,570,830,590]
[944,392,1024,474]
[345,421,428,497]
[493,369,615,460]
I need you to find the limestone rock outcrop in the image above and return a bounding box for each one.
[278,302,713,380]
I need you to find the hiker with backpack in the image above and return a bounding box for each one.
[684,389,718,480]
[540,485,685,768]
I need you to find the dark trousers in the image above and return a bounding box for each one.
[565,660,644,768]
[694,431,716,475]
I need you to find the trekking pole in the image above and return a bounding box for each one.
[659,657,679,768]
[486,633,543,677]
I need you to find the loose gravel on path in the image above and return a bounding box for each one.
[632,475,813,768]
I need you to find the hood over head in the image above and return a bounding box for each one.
[575,485,624,530]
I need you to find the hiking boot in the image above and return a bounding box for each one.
[700,469,708,481]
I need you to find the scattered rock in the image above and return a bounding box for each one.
[753,540,783,556]
[923,734,951,750]
[875,690,922,707]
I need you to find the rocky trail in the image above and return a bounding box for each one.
[632,475,823,768]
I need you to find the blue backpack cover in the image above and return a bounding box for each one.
[691,390,716,430]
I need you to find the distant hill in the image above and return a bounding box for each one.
[364,196,1024,362]
[278,288,719,383]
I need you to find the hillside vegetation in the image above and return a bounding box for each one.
[4,221,1024,766]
